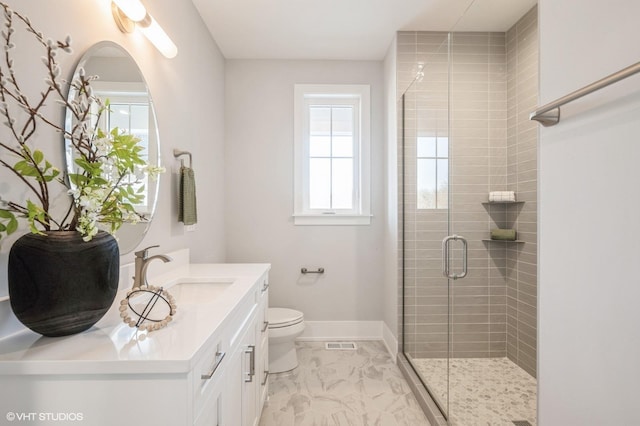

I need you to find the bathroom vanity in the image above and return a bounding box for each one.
[0,253,270,426]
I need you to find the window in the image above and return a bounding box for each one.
[417,136,448,209]
[294,84,371,225]
[93,82,154,214]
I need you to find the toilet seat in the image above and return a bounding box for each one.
[268,308,304,329]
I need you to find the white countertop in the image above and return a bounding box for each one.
[0,262,270,376]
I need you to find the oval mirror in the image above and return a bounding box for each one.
[64,41,160,255]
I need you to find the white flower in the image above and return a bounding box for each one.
[145,165,165,181]
[93,136,110,156]
[67,188,80,198]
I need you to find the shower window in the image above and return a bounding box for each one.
[417,136,448,209]
[293,84,371,225]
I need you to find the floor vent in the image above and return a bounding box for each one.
[512,421,532,426]
[325,342,358,350]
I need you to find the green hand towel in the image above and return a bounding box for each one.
[491,228,516,241]
[179,166,197,226]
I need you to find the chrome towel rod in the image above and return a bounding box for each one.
[530,61,640,127]
[301,267,324,274]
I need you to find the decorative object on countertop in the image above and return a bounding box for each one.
[490,228,517,241]
[0,3,163,337]
[175,150,197,226]
[8,231,119,337]
[120,284,176,332]
[488,191,516,202]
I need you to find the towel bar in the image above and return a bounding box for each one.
[173,149,192,168]
[530,60,640,126]
[301,267,324,274]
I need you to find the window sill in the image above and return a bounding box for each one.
[293,214,372,226]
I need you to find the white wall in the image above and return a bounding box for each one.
[224,60,385,321]
[538,0,640,423]
[0,0,226,335]
[383,39,399,343]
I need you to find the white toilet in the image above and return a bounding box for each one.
[268,307,305,373]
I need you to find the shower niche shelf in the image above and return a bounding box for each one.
[482,198,525,243]
[481,201,525,205]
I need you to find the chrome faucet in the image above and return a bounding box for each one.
[133,245,172,289]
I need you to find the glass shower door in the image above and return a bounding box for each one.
[402,3,539,424]
[401,31,455,419]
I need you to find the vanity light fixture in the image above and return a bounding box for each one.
[111,0,146,21]
[111,0,178,59]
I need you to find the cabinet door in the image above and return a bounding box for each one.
[195,370,225,426]
[225,318,258,426]
[225,348,242,426]
[242,325,257,426]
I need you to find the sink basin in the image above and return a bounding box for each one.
[168,279,235,305]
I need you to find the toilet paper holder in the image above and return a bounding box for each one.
[301,267,324,274]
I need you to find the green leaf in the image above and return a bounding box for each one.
[92,177,108,186]
[69,173,88,187]
[6,216,17,234]
[14,160,28,173]
[0,210,18,239]
[14,160,39,177]
[33,150,44,164]
[26,200,47,235]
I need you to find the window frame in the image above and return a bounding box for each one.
[293,84,371,225]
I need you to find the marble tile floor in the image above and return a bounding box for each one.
[411,357,537,426]
[259,341,431,426]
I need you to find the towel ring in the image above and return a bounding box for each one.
[173,149,192,168]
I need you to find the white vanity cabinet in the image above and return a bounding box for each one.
[0,261,270,426]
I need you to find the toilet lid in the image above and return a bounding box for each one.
[269,308,304,328]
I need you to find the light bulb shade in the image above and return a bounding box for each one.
[112,0,147,22]
[139,17,178,59]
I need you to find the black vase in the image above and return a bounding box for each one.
[8,230,120,337]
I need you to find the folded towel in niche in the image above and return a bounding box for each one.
[179,166,197,226]
[491,228,517,241]
[489,191,516,202]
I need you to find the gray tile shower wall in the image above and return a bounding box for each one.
[449,30,510,359]
[397,5,537,377]
[506,6,538,378]
[397,32,450,359]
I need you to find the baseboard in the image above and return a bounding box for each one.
[382,321,398,360]
[298,321,383,341]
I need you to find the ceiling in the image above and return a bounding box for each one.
[191,0,537,60]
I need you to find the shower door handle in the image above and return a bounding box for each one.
[442,235,468,280]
